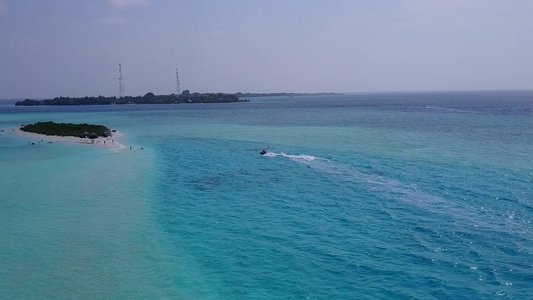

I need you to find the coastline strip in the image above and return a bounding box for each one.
[12,127,126,151]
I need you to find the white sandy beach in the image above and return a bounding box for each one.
[12,127,126,151]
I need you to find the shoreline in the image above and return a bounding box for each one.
[12,127,126,151]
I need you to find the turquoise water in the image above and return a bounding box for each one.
[1,92,532,299]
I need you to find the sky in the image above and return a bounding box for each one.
[1,0,533,98]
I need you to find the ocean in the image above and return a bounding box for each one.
[0,91,532,299]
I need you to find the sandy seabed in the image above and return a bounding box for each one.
[12,127,126,151]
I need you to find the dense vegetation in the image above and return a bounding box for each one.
[21,121,110,137]
[15,91,244,106]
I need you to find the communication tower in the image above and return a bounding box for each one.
[118,63,124,98]
[176,68,181,95]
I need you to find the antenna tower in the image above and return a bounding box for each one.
[176,68,181,95]
[118,63,124,98]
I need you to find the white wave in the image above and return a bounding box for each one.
[111,142,126,153]
[424,106,479,114]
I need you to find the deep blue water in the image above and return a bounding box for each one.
[1,91,532,299]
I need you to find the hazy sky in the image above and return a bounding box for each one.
[1,0,533,98]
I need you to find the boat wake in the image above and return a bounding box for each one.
[264,151,529,235]
[261,151,319,163]
[264,152,441,205]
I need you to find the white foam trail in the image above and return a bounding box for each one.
[263,152,319,163]
[261,152,277,157]
[266,151,455,213]
[267,151,530,235]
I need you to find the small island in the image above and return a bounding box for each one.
[15,121,125,150]
[21,121,111,138]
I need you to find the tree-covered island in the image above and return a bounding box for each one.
[15,90,245,106]
[21,121,111,138]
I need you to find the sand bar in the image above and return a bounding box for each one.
[12,127,126,151]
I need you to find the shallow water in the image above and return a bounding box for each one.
[1,91,532,299]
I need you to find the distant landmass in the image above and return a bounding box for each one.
[236,92,342,98]
[15,90,245,106]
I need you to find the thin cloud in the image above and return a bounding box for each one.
[210,30,228,39]
[0,0,8,16]
[17,38,41,50]
[97,16,127,25]
[106,0,149,9]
